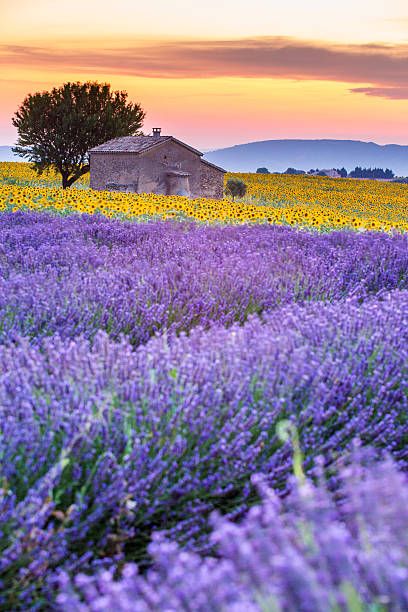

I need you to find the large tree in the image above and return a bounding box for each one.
[12,81,145,188]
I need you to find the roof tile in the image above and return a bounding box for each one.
[89,136,172,154]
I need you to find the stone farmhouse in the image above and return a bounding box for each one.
[89,128,226,199]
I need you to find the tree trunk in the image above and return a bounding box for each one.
[61,173,69,189]
[65,165,90,189]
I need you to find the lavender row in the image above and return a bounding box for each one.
[58,453,408,612]
[1,211,407,345]
[1,291,407,606]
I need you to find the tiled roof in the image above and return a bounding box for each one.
[89,135,203,157]
[89,135,171,153]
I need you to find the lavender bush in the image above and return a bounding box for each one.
[0,212,407,345]
[57,454,408,611]
[0,212,407,608]
[1,293,407,607]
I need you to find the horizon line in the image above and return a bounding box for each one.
[3,137,408,151]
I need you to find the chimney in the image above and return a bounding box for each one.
[152,127,161,138]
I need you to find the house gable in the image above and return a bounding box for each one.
[138,139,204,196]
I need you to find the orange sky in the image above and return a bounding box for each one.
[1,0,408,148]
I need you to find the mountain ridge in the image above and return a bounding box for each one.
[203,139,408,175]
[2,140,408,175]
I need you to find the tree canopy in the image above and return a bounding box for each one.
[348,166,394,179]
[225,178,247,200]
[337,167,348,178]
[12,81,145,188]
[284,167,305,175]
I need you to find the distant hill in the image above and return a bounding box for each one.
[0,146,19,162]
[204,139,408,176]
[4,140,408,176]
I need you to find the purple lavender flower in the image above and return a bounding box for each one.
[0,211,407,607]
[0,211,406,344]
[57,455,408,611]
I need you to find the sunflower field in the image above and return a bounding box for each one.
[1,161,407,231]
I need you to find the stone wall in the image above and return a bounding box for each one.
[200,162,225,199]
[90,140,225,199]
[90,153,139,191]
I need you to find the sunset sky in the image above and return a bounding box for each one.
[1,0,408,149]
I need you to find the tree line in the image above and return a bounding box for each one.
[348,167,394,179]
[257,166,395,178]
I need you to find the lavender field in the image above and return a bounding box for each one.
[0,211,407,610]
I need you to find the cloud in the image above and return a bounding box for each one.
[2,37,408,98]
[350,86,408,99]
